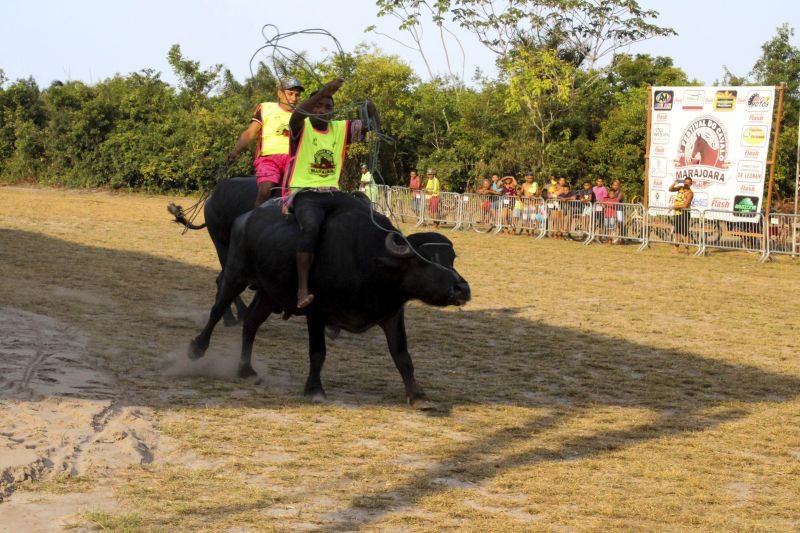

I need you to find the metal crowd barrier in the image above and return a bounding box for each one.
[513,197,547,237]
[420,191,462,228]
[459,192,501,233]
[370,188,796,262]
[765,213,800,259]
[542,200,591,242]
[388,187,422,225]
[701,209,766,259]
[370,184,391,216]
[591,202,646,247]
[645,206,705,255]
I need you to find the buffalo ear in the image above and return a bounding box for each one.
[374,257,406,271]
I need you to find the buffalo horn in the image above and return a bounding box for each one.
[385,233,415,258]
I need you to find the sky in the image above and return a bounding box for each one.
[1,1,799,89]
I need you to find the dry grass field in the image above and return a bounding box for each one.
[1,185,799,532]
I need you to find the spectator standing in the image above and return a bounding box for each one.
[578,180,596,235]
[424,168,442,227]
[499,175,518,234]
[409,169,422,214]
[603,187,621,244]
[477,178,499,224]
[521,172,539,235]
[358,163,379,202]
[551,177,571,239]
[610,179,627,242]
[592,177,609,230]
[669,177,694,254]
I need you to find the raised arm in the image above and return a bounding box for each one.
[289,79,344,136]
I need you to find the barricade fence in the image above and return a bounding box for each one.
[645,206,705,254]
[387,187,422,225]
[512,197,547,237]
[592,202,646,246]
[420,191,462,228]
[373,187,793,261]
[543,200,593,242]
[766,213,800,258]
[701,209,766,258]
[459,192,501,233]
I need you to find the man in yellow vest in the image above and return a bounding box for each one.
[227,77,305,207]
[359,163,379,202]
[423,169,441,227]
[285,79,379,308]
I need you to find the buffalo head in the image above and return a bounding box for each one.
[384,232,471,307]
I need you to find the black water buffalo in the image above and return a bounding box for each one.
[187,196,471,407]
[169,177,265,325]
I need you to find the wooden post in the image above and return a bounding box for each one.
[765,83,785,216]
[795,111,799,216]
[643,86,653,209]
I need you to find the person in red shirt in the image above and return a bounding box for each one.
[408,169,422,214]
[227,77,305,207]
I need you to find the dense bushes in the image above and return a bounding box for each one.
[1,33,798,200]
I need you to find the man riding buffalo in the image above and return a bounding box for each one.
[284,79,378,309]
[228,77,304,208]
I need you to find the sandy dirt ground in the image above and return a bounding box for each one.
[1,185,800,532]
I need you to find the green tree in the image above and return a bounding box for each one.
[749,23,800,203]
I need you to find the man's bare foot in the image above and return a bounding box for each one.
[671,247,680,254]
[297,292,315,309]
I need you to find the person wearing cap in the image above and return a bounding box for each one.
[423,169,441,227]
[358,163,378,202]
[227,77,305,208]
[286,79,380,309]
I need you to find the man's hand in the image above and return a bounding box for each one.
[321,79,344,97]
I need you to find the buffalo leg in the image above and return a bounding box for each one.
[239,290,273,378]
[189,275,248,360]
[379,308,429,408]
[216,271,241,327]
[304,314,327,399]
[232,294,249,323]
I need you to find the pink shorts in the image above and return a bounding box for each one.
[254,154,290,186]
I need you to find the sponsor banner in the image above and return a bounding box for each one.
[647,86,774,219]
[653,90,674,111]
[649,157,668,178]
[651,124,671,144]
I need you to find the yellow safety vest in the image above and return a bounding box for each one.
[425,177,440,197]
[259,102,292,156]
[287,118,349,189]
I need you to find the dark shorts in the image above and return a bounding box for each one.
[674,210,691,236]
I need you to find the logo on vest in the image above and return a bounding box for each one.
[310,149,336,177]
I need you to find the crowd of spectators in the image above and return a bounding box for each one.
[412,171,631,242]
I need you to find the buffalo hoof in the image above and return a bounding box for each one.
[409,397,436,411]
[325,326,341,340]
[238,363,258,379]
[188,338,207,360]
[304,388,327,403]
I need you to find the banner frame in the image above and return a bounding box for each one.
[644,86,653,209]
[764,83,786,217]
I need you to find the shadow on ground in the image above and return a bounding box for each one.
[2,228,798,529]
